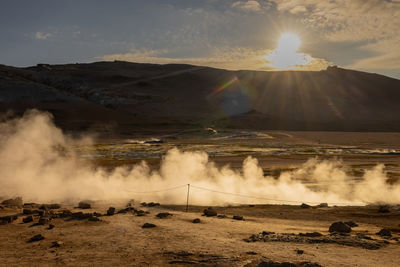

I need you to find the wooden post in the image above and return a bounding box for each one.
[186,184,190,212]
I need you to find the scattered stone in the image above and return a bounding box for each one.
[300,203,311,209]
[107,207,115,216]
[40,204,61,210]
[299,232,322,237]
[329,222,351,233]
[192,218,201,223]
[156,212,172,219]
[203,207,217,217]
[50,241,63,248]
[1,197,23,207]
[376,229,392,237]
[38,217,50,225]
[141,202,160,207]
[233,215,244,220]
[142,223,156,228]
[136,210,147,216]
[344,221,358,228]
[78,201,91,209]
[295,249,304,255]
[318,203,328,208]
[48,224,55,229]
[217,214,227,219]
[378,206,390,213]
[23,216,34,223]
[0,215,18,225]
[28,234,44,243]
[246,251,257,255]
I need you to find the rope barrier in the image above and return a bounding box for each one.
[125,183,361,206]
[124,184,187,194]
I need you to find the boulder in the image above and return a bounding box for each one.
[318,203,328,208]
[192,218,201,223]
[142,223,156,228]
[203,207,217,217]
[156,212,172,219]
[107,207,115,216]
[378,206,390,213]
[300,203,311,209]
[78,201,91,209]
[23,216,34,223]
[1,197,23,207]
[329,222,351,233]
[376,228,392,237]
[233,215,244,220]
[28,234,44,243]
[0,215,18,225]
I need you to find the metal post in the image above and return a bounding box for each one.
[186,184,190,212]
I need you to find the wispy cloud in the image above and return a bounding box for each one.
[34,31,52,40]
[101,46,330,72]
[232,0,262,12]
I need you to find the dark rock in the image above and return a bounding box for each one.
[233,215,244,220]
[48,224,55,229]
[1,197,23,207]
[246,251,257,255]
[28,234,44,243]
[378,206,390,213]
[70,212,93,220]
[141,202,160,207]
[156,212,172,219]
[23,215,34,223]
[107,207,115,216]
[50,241,63,248]
[376,228,392,237]
[300,203,311,209]
[329,222,351,233]
[299,232,322,237]
[40,204,61,210]
[136,210,147,216]
[37,210,46,216]
[23,209,34,215]
[142,223,156,228]
[117,209,128,214]
[93,212,102,217]
[192,218,201,223]
[58,209,72,218]
[217,214,227,219]
[203,207,217,217]
[23,203,39,208]
[78,201,91,209]
[0,214,18,225]
[296,249,304,255]
[344,221,358,227]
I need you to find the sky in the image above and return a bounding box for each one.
[0,0,399,79]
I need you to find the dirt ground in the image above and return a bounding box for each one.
[1,202,400,267]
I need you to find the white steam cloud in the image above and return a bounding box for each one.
[0,110,399,205]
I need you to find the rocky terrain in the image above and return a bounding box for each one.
[1,197,400,266]
[1,62,400,135]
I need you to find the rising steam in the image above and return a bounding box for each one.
[0,110,399,205]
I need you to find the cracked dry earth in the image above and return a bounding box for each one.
[1,203,400,266]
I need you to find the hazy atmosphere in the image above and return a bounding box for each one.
[1,1,400,266]
[1,0,399,78]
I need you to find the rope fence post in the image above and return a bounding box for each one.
[186,184,190,212]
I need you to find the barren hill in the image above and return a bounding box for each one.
[1,61,400,133]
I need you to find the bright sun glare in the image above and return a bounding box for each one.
[266,33,311,70]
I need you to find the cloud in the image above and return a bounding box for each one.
[232,0,262,12]
[101,46,329,72]
[101,47,275,71]
[34,31,52,40]
[273,0,400,70]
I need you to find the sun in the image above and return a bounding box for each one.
[265,33,311,70]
